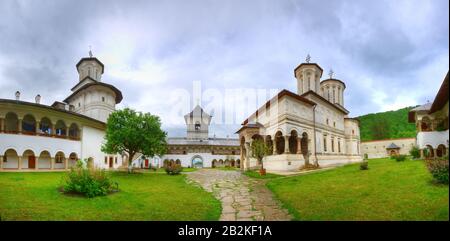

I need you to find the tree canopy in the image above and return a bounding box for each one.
[101,108,167,168]
[357,106,417,141]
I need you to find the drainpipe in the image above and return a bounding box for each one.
[312,104,318,166]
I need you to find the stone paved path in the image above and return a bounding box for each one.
[186,169,292,221]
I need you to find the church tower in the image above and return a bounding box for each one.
[76,53,104,82]
[320,69,346,106]
[294,55,323,95]
[184,105,212,140]
[63,52,122,123]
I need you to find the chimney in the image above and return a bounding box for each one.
[15,91,20,100]
[35,94,41,104]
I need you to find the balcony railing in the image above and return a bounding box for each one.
[0,130,81,141]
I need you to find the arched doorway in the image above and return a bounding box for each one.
[275,131,284,154]
[192,156,204,168]
[436,144,446,157]
[3,149,19,169]
[38,150,51,169]
[289,130,298,154]
[69,152,78,168]
[55,151,66,169]
[22,149,36,169]
[424,145,434,158]
[212,159,217,168]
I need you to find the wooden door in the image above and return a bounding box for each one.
[109,157,113,168]
[145,159,149,168]
[28,156,36,169]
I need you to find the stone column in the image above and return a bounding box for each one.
[65,158,69,170]
[244,142,251,171]
[18,156,22,170]
[297,137,302,154]
[36,121,40,134]
[35,157,39,170]
[18,119,22,133]
[284,136,290,154]
[51,125,55,136]
[51,157,55,170]
[272,135,277,155]
[420,149,424,159]
[0,155,3,170]
[66,127,70,138]
[0,118,4,132]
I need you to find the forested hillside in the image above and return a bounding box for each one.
[357,106,417,142]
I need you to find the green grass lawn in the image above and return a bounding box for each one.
[243,170,283,179]
[267,158,449,221]
[0,172,220,221]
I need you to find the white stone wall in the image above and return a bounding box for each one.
[361,138,416,159]
[416,130,449,149]
[0,133,82,159]
[80,126,121,169]
[68,86,116,123]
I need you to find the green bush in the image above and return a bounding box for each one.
[62,160,117,198]
[165,163,183,175]
[409,146,421,159]
[360,161,369,170]
[393,155,407,162]
[425,157,449,184]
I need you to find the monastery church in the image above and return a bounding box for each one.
[237,55,362,171]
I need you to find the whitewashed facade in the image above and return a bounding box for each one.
[0,55,124,171]
[237,58,362,171]
[409,72,449,158]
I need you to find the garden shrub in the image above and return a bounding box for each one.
[63,160,117,198]
[393,155,407,162]
[165,163,183,175]
[425,156,449,184]
[360,161,369,170]
[409,146,420,159]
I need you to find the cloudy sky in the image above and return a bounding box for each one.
[0,0,448,137]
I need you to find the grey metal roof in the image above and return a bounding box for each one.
[386,143,400,149]
[167,137,239,146]
[411,103,432,112]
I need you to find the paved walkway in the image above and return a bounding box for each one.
[186,169,292,221]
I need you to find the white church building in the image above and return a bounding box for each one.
[0,54,125,171]
[133,105,241,169]
[237,56,362,171]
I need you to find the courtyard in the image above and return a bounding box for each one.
[0,158,448,221]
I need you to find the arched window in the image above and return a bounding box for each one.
[55,120,67,136]
[39,117,52,135]
[22,114,36,134]
[5,112,19,133]
[195,121,201,130]
[69,123,79,139]
[55,152,65,164]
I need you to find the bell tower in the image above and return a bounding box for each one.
[294,55,323,95]
[75,50,104,81]
[184,105,212,140]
